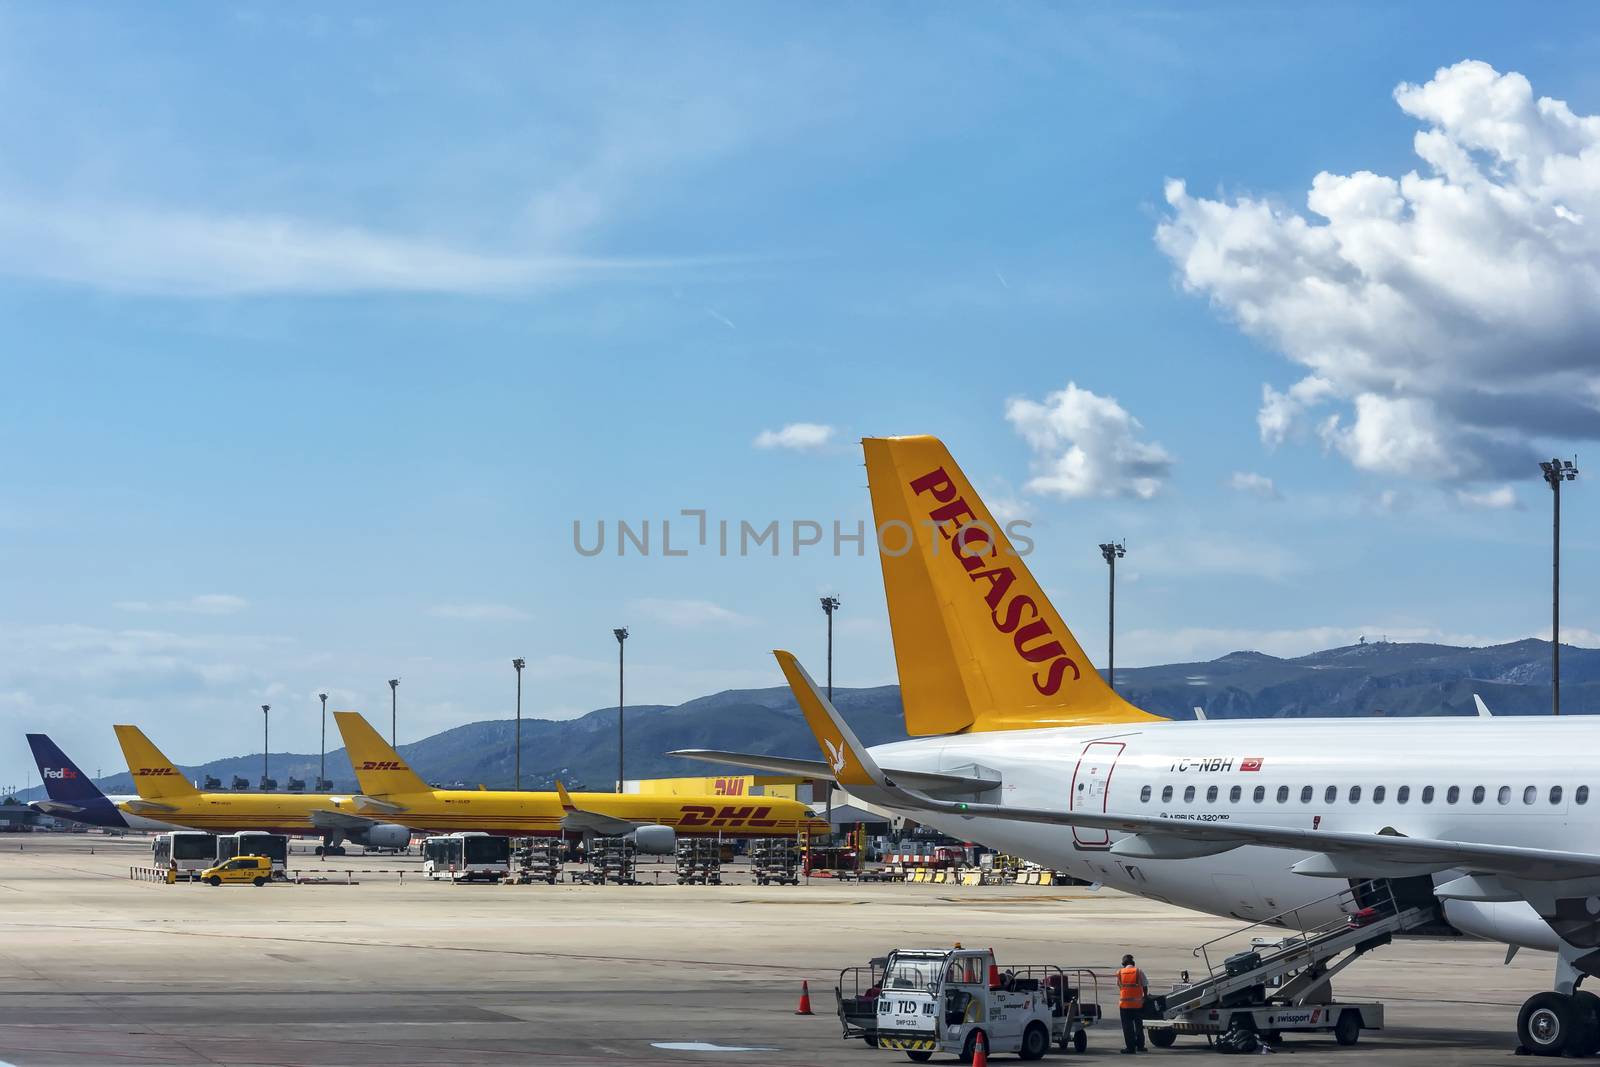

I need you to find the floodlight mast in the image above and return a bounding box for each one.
[1099,541,1127,691]
[820,596,841,701]
[1540,458,1579,716]
[613,628,628,793]
[261,704,270,789]
[511,658,526,790]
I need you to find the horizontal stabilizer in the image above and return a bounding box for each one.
[120,798,178,814]
[667,749,999,798]
[348,795,405,815]
[29,800,84,816]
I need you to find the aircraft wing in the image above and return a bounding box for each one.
[308,808,383,832]
[771,648,1600,884]
[554,781,642,836]
[667,749,999,798]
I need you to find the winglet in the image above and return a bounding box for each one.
[1474,694,1493,718]
[773,650,883,790]
[555,780,577,811]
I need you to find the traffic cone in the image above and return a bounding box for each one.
[971,1029,988,1067]
[794,980,814,1015]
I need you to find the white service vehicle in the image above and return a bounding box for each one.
[421,832,510,882]
[864,946,1098,1061]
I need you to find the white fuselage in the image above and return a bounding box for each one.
[870,715,1596,953]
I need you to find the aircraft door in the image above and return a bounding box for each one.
[1068,741,1125,849]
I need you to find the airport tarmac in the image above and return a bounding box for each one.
[0,835,1548,1065]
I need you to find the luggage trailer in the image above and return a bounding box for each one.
[1145,879,1435,1049]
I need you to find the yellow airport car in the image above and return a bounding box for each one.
[200,855,273,887]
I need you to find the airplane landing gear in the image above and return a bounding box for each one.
[1517,990,1600,1057]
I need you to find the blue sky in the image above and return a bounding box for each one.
[4,4,1600,786]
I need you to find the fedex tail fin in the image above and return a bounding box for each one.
[27,734,111,807]
[112,725,201,799]
[332,711,431,796]
[862,435,1160,734]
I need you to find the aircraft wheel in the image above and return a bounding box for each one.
[1149,1028,1177,1048]
[1519,992,1575,1056]
[1333,1010,1361,1046]
[1568,990,1600,1056]
[207,875,221,886]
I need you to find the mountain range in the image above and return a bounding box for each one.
[14,638,1597,803]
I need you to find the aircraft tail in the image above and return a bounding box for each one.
[112,725,201,799]
[26,734,112,806]
[862,435,1161,734]
[332,711,431,796]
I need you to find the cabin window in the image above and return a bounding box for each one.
[1551,786,1563,805]
[1140,785,1152,803]
[1300,786,1313,803]
[1497,786,1512,805]
[1472,786,1486,805]
[1277,785,1290,803]
[1254,786,1266,803]
[1348,785,1362,803]
[1421,785,1433,803]
[1580,786,1590,805]
[1184,786,1196,803]
[1162,785,1173,803]
[1397,786,1409,804]
[1206,785,1219,803]
[1324,785,1337,804]
[1524,786,1537,805]
[1373,786,1386,804]
[1446,786,1460,804]
[1230,785,1242,803]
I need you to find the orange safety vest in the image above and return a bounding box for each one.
[1118,966,1146,1010]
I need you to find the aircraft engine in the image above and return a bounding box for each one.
[352,823,412,850]
[629,825,677,855]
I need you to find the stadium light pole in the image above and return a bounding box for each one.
[318,693,328,787]
[388,678,400,747]
[1540,458,1579,716]
[1099,541,1126,691]
[613,629,629,793]
[512,658,526,790]
[261,704,270,790]
[820,596,841,701]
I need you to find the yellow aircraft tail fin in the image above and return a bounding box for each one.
[112,725,201,799]
[331,711,431,796]
[862,435,1161,734]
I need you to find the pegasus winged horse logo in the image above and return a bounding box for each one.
[823,737,848,775]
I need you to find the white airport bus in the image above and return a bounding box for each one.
[214,831,290,872]
[421,832,510,882]
[152,831,217,872]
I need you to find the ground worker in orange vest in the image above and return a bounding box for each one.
[1118,953,1149,1054]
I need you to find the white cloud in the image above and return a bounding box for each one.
[628,598,750,627]
[1138,534,1302,581]
[0,199,699,297]
[1227,471,1281,499]
[753,423,835,451]
[1157,60,1600,483]
[114,594,249,615]
[1005,383,1173,499]
[1456,484,1520,510]
[429,603,530,622]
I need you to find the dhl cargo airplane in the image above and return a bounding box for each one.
[26,734,185,832]
[112,724,412,852]
[676,434,1600,1057]
[333,709,827,850]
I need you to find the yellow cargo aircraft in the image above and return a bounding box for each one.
[333,710,827,850]
[112,724,413,852]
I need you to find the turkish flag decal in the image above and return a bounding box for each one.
[1240,757,1264,772]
